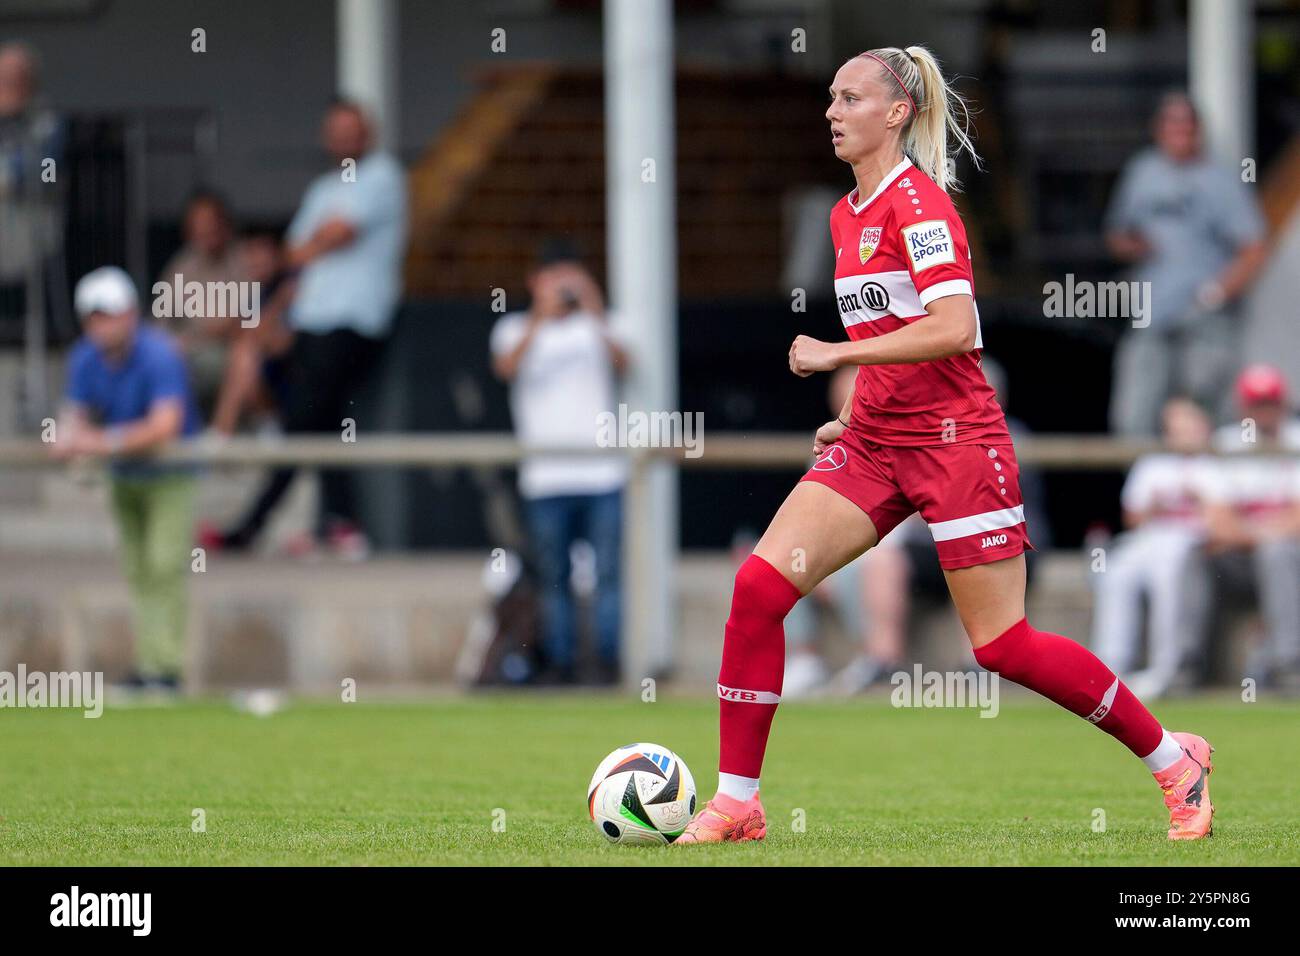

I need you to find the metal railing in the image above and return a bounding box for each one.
[0,432,1170,470]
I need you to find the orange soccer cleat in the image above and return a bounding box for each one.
[1154,732,1215,841]
[674,791,767,845]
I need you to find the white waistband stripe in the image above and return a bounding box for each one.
[927,505,1025,542]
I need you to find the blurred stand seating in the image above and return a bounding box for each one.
[404,66,844,301]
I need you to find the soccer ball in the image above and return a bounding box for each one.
[587,743,697,845]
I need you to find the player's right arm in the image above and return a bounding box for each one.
[790,293,977,376]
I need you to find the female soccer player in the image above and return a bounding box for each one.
[677,46,1214,844]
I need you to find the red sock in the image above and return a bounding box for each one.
[973,617,1163,758]
[717,554,803,779]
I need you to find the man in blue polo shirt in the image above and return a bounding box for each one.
[53,266,202,689]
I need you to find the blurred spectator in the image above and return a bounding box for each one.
[53,267,202,691]
[196,231,298,552]
[211,100,407,556]
[1202,365,1300,688]
[1105,91,1268,437]
[1091,397,1215,699]
[490,249,628,685]
[157,190,248,420]
[1213,363,1300,452]
[207,229,296,437]
[0,41,68,392]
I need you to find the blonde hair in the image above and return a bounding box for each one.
[857,46,980,192]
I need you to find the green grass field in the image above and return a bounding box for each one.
[2,693,1296,865]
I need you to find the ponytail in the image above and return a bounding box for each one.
[857,46,981,192]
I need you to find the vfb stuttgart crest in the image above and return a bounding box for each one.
[858,226,882,264]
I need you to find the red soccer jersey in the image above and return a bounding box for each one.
[829,159,1009,446]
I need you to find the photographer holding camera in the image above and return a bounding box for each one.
[491,246,629,685]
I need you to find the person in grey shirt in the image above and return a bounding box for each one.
[1105,92,1268,437]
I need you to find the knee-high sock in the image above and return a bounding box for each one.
[717,554,803,779]
[973,617,1163,758]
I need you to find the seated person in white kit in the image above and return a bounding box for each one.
[1091,397,1216,699]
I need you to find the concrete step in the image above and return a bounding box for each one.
[0,468,319,555]
[0,552,1107,692]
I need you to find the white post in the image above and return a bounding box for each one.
[1189,0,1253,167]
[337,0,399,150]
[604,0,679,686]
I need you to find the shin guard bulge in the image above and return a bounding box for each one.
[717,554,803,778]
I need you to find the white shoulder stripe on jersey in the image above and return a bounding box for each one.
[918,278,982,349]
[927,504,1025,542]
[918,279,972,306]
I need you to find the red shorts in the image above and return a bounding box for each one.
[799,426,1034,570]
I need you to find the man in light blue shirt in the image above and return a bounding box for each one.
[228,101,408,554]
[286,100,407,338]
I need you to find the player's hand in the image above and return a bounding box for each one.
[812,418,846,456]
[789,335,841,377]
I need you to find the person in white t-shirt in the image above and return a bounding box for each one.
[490,254,629,684]
[1092,398,1216,699]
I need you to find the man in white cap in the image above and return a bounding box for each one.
[53,266,202,690]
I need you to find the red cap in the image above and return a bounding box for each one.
[1235,363,1288,405]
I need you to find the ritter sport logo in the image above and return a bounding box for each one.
[902,220,955,272]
